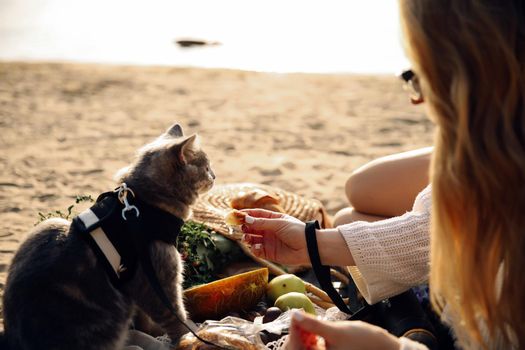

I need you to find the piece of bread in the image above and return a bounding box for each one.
[176,329,261,350]
[230,189,285,213]
[224,209,248,226]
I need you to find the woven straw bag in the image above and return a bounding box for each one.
[191,183,331,237]
[190,183,332,275]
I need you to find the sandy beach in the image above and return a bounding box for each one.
[0,62,432,329]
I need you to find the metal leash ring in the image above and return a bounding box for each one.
[115,183,140,220]
[121,205,140,221]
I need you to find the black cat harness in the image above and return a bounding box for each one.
[72,183,184,287]
[72,183,236,349]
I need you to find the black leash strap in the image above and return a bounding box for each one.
[305,220,353,314]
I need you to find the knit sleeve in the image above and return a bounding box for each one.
[337,185,432,304]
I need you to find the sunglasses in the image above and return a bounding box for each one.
[399,69,424,103]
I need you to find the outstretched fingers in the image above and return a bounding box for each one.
[290,311,339,339]
[241,217,286,234]
[251,243,266,258]
[241,232,268,258]
[286,311,325,350]
[242,233,263,246]
[241,208,285,219]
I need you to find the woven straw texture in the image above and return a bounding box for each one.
[190,183,330,240]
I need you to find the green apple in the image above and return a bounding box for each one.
[267,274,306,302]
[274,292,316,315]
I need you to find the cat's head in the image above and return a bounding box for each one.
[115,123,215,218]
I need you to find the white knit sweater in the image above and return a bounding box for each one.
[337,185,432,305]
[337,185,432,350]
[336,186,515,349]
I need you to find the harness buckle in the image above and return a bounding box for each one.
[115,183,140,221]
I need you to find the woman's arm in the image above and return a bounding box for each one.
[337,185,432,304]
[316,228,355,266]
[241,186,432,304]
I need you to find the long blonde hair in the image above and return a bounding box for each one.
[399,0,525,347]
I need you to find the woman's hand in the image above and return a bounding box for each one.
[241,209,355,267]
[240,209,309,266]
[285,311,401,350]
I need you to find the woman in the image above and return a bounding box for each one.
[242,0,525,348]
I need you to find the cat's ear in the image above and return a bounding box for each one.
[166,123,184,138]
[174,134,199,165]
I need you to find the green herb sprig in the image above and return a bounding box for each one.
[35,194,94,224]
[177,221,243,289]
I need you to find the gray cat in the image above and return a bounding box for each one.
[1,124,216,350]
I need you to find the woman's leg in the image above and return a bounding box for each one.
[333,207,388,224]
[333,147,432,226]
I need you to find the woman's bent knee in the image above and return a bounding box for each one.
[333,207,387,226]
[345,171,375,213]
[343,148,432,217]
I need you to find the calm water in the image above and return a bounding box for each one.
[0,0,409,74]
